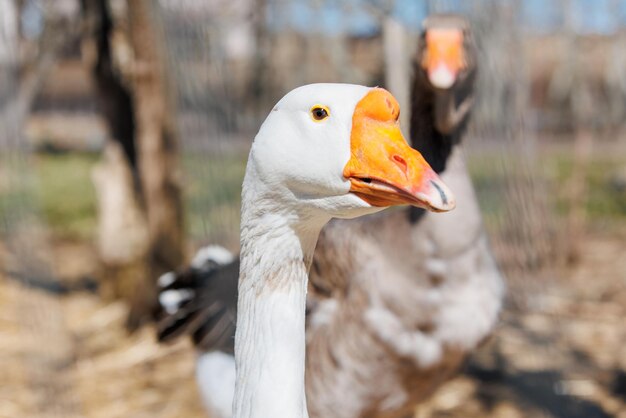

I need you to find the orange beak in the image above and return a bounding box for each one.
[421,28,465,89]
[343,88,455,212]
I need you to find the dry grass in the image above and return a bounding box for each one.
[0,241,207,418]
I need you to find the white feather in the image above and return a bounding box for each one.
[159,289,194,314]
[196,351,236,418]
[157,271,176,288]
[192,245,235,268]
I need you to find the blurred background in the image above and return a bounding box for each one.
[0,0,624,417]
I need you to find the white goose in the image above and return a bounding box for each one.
[156,16,499,418]
[230,84,453,417]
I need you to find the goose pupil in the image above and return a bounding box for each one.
[314,108,327,119]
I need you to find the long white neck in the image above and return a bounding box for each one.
[233,171,326,418]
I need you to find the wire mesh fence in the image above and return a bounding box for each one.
[158,0,574,280]
[0,0,625,417]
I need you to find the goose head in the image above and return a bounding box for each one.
[245,83,455,222]
[418,15,475,90]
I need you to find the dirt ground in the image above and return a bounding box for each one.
[0,230,624,418]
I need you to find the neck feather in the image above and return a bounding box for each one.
[409,69,474,174]
[408,69,474,223]
[233,175,326,418]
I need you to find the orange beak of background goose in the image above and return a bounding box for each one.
[421,28,465,89]
[343,88,455,213]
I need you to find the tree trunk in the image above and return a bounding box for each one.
[82,0,146,309]
[125,0,185,327]
[83,0,185,328]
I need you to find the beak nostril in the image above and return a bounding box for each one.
[392,155,408,174]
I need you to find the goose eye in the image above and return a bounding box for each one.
[310,105,330,121]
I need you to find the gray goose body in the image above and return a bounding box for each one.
[156,15,504,418]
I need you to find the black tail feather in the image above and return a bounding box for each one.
[155,246,239,353]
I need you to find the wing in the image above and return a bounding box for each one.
[156,247,239,353]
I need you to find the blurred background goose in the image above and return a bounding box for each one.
[157,15,504,418]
